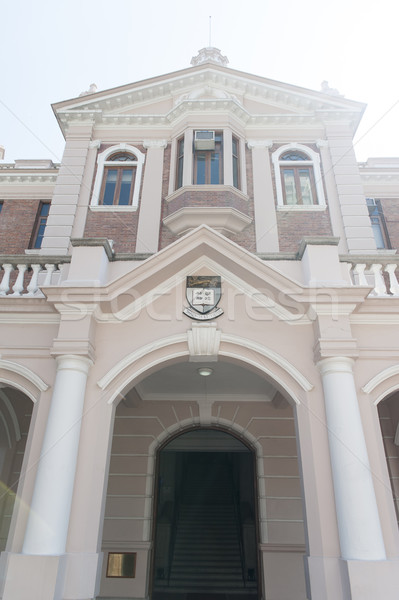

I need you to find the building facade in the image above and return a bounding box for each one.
[1,48,399,600]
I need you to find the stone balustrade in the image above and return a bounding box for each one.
[341,256,399,297]
[1,254,399,299]
[0,256,70,297]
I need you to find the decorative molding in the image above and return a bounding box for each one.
[89,139,101,149]
[143,139,168,149]
[187,323,221,361]
[362,365,399,395]
[247,139,273,150]
[163,206,252,236]
[0,359,49,393]
[316,139,329,148]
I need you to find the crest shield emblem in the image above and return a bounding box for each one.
[183,276,223,321]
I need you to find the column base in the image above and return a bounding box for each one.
[341,558,399,600]
[0,551,102,600]
[306,556,399,600]
[0,553,66,600]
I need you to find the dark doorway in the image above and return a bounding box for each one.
[152,429,259,600]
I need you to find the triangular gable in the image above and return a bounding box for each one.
[45,226,311,324]
[52,62,366,135]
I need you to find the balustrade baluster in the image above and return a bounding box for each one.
[26,264,42,296]
[0,264,13,296]
[43,264,56,286]
[352,263,367,286]
[369,264,387,296]
[11,264,28,296]
[385,264,399,296]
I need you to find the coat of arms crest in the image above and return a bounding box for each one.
[183,276,223,320]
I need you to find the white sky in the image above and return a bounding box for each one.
[1,0,398,163]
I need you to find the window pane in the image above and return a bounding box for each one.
[196,154,206,184]
[119,169,134,205]
[232,137,239,189]
[371,216,385,249]
[33,203,50,249]
[210,152,220,184]
[233,156,239,188]
[299,169,314,205]
[103,169,118,205]
[283,169,297,204]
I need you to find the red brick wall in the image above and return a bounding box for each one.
[0,199,43,254]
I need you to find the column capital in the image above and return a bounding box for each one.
[89,139,101,149]
[55,354,93,375]
[317,356,355,376]
[247,139,273,150]
[316,139,329,148]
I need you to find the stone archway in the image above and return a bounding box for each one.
[97,359,308,600]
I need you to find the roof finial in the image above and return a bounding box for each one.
[190,47,229,67]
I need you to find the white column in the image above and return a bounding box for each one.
[247,140,279,252]
[23,355,91,555]
[318,357,386,560]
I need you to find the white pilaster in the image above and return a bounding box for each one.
[324,124,376,253]
[135,140,167,254]
[182,129,193,187]
[247,140,279,252]
[22,355,92,555]
[318,357,386,560]
[223,128,233,186]
[41,123,94,256]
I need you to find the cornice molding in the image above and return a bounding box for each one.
[0,172,58,184]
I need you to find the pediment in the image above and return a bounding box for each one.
[60,226,311,324]
[53,63,365,134]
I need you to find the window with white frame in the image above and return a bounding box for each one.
[272,144,326,209]
[91,144,145,209]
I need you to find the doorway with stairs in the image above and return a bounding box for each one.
[152,429,259,600]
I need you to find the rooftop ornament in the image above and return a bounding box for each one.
[190,47,229,67]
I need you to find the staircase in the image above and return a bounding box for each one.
[165,453,255,595]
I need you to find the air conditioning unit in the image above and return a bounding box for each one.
[194,130,215,150]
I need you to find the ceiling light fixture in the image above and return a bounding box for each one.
[197,367,213,377]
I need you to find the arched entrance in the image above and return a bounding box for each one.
[152,428,258,600]
[97,358,308,600]
[377,391,399,529]
[0,386,33,551]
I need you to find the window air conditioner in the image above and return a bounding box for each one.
[194,130,215,150]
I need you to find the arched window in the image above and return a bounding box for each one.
[272,144,326,209]
[91,144,145,210]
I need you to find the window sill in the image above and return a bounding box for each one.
[276,204,326,212]
[89,205,138,212]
